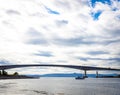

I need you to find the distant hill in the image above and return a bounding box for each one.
[28,73,119,78]
[40,73,84,77]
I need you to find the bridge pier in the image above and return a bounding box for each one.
[0,70,1,75]
[96,71,99,78]
[84,70,88,78]
[0,70,8,75]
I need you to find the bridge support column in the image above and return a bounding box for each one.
[0,70,1,75]
[2,70,5,75]
[84,70,88,78]
[96,71,99,78]
[1,70,8,75]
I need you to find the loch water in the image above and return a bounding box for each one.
[0,78,120,95]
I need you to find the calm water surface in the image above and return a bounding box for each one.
[0,78,120,95]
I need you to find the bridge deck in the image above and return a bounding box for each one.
[0,64,120,71]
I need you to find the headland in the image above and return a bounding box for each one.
[0,70,38,79]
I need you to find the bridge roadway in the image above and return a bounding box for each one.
[0,64,120,71]
[0,64,120,77]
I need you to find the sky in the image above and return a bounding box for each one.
[0,0,120,74]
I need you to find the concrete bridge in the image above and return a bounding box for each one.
[0,64,120,77]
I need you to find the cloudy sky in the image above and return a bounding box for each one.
[0,0,120,74]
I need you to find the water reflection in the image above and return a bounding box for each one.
[0,78,120,95]
[21,89,65,95]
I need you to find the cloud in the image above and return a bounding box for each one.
[86,51,109,55]
[25,28,48,45]
[0,60,12,65]
[55,20,68,27]
[78,57,120,62]
[26,38,48,45]
[53,37,85,46]
[34,51,53,57]
[53,36,120,46]
[0,0,120,74]
[6,10,21,15]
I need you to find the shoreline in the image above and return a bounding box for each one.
[0,75,39,79]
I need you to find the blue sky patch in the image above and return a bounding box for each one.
[45,7,60,15]
[90,0,112,7]
[91,10,102,20]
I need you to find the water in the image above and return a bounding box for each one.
[0,78,120,95]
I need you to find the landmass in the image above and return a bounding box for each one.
[39,73,120,78]
[97,74,120,78]
[0,70,39,79]
[0,75,36,79]
[0,70,119,79]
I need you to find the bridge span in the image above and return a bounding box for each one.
[0,64,120,71]
[0,64,120,77]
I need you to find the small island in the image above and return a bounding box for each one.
[0,70,37,79]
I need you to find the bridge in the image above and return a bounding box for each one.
[0,64,120,77]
